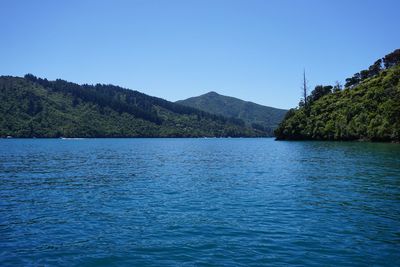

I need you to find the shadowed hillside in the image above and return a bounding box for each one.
[0,75,271,138]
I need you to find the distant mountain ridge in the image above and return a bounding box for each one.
[0,75,271,138]
[176,91,287,135]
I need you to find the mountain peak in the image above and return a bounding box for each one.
[176,92,288,133]
[204,91,220,96]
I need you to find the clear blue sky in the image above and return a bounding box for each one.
[1,0,399,109]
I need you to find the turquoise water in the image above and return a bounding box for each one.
[1,138,399,266]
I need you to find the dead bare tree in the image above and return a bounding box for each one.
[302,69,308,107]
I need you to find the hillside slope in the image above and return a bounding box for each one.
[275,51,400,142]
[177,91,287,135]
[0,75,269,138]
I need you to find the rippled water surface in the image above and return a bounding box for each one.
[1,138,400,266]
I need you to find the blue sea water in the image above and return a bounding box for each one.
[0,138,399,266]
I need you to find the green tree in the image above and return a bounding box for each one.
[383,49,400,69]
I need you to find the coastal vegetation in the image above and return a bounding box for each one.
[0,75,269,138]
[275,49,400,142]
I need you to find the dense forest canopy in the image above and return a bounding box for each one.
[0,76,270,138]
[275,49,400,142]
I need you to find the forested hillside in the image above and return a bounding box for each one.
[177,91,287,135]
[275,49,400,142]
[0,75,269,138]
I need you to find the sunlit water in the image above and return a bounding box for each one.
[1,138,399,266]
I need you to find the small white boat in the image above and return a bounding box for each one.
[60,137,84,140]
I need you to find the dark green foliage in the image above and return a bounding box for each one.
[383,49,400,69]
[275,62,400,142]
[344,49,399,88]
[0,76,269,138]
[345,73,361,88]
[307,85,333,103]
[176,91,287,136]
[368,59,382,77]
